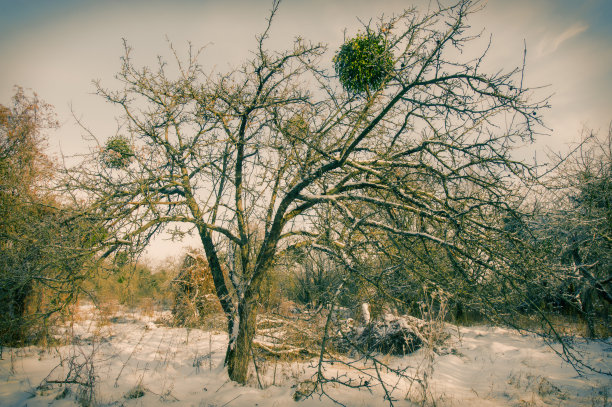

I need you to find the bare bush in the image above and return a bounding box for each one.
[172,251,223,327]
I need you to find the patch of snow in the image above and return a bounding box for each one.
[361,303,370,325]
[0,306,610,407]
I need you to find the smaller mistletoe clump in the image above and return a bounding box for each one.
[333,32,394,95]
[284,114,310,138]
[102,135,134,169]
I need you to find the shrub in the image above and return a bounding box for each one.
[85,261,174,310]
[171,251,222,327]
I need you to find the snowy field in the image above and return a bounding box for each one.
[1,305,610,407]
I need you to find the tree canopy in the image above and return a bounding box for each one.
[63,0,550,384]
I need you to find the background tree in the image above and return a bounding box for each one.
[64,0,546,384]
[531,128,611,337]
[0,87,53,342]
[0,87,103,345]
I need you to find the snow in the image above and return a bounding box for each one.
[361,303,371,325]
[0,306,610,406]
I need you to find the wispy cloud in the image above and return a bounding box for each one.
[552,23,589,51]
[538,22,589,56]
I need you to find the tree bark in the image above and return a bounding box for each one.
[196,226,242,373]
[226,288,259,383]
[225,253,271,383]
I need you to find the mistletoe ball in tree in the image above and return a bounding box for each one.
[102,135,134,169]
[333,31,394,95]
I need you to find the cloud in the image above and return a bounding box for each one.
[538,22,589,56]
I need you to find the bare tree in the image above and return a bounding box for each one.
[63,0,545,384]
[532,127,612,338]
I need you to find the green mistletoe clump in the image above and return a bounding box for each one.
[102,135,134,169]
[333,32,394,95]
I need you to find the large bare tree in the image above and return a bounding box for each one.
[64,0,545,383]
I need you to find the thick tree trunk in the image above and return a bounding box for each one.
[226,290,259,383]
[224,252,272,384]
[186,226,249,383]
[195,185,279,385]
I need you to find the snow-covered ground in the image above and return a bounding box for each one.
[1,305,610,406]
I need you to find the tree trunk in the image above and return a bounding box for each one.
[226,290,259,383]
[223,227,279,383]
[1,280,32,344]
[197,219,276,384]
[224,249,273,384]
[581,286,596,338]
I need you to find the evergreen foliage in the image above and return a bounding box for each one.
[333,32,394,94]
[102,135,133,169]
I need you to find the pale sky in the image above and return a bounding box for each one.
[1,0,611,263]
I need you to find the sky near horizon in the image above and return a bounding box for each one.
[1,0,611,262]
